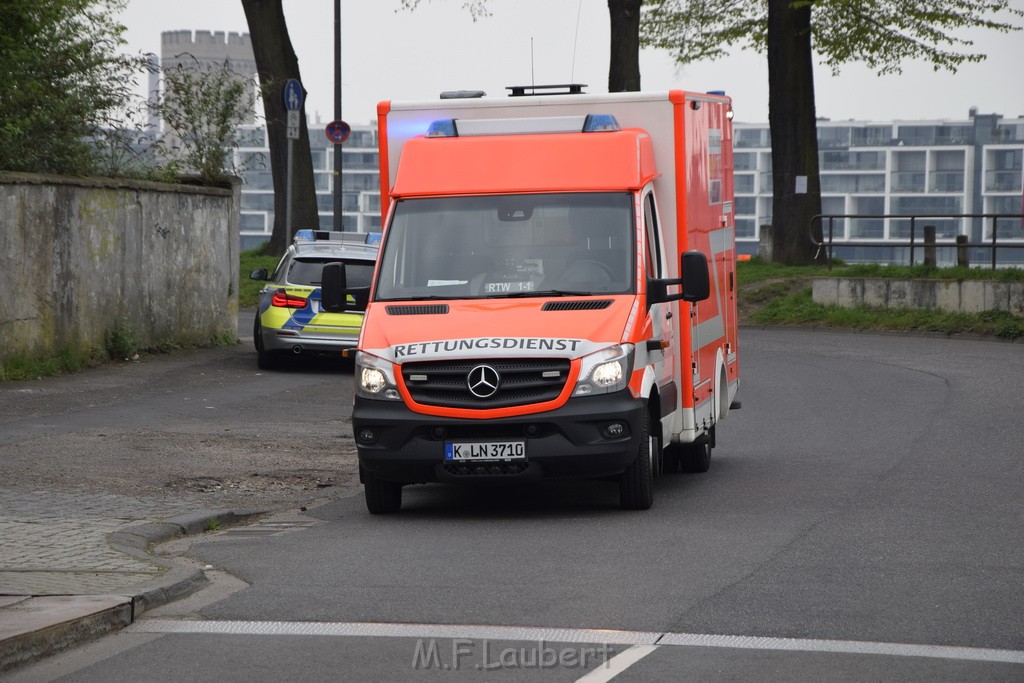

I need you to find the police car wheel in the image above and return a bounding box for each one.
[254,318,281,370]
[364,470,402,514]
[619,410,654,510]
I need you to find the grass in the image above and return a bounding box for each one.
[0,346,107,381]
[1,329,241,382]
[737,258,1024,340]
[240,246,280,308]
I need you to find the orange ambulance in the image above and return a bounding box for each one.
[323,88,741,513]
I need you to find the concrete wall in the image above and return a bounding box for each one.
[812,277,1024,315]
[0,172,240,361]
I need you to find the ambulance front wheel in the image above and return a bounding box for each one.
[364,468,403,514]
[619,410,654,510]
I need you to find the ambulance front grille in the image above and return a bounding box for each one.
[401,358,570,409]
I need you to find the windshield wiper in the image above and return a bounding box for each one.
[378,295,463,302]
[491,290,596,299]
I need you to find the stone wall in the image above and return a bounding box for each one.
[0,173,240,361]
[812,277,1024,315]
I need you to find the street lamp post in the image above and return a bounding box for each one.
[333,0,343,232]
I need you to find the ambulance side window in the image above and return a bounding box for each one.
[643,192,662,278]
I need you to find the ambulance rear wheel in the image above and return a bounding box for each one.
[620,410,654,510]
[364,470,403,514]
[680,434,712,473]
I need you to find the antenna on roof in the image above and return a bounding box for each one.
[531,37,535,88]
[571,0,583,83]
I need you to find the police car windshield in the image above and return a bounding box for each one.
[288,258,374,288]
[375,193,634,301]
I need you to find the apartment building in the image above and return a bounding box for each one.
[734,108,1024,264]
[233,109,1024,262]
[235,121,382,251]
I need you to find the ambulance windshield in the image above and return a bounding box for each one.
[375,193,634,301]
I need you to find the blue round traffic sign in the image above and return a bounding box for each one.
[283,79,303,112]
[325,120,351,144]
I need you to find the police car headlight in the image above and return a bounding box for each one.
[573,344,634,396]
[355,351,401,400]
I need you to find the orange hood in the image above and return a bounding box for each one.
[360,297,636,363]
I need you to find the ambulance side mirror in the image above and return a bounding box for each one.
[321,262,348,312]
[646,251,711,306]
[321,262,371,312]
[680,251,711,302]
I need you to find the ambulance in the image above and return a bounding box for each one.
[323,87,741,513]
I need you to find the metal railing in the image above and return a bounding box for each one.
[810,213,1024,269]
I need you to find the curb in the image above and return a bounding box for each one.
[0,508,263,673]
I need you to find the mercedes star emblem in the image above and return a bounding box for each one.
[467,364,500,398]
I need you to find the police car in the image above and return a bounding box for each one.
[249,229,379,368]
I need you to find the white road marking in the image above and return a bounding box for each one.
[130,619,1024,668]
[574,645,659,683]
[129,619,660,645]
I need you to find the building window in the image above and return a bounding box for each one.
[891,151,927,192]
[817,126,851,149]
[931,150,965,192]
[851,126,892,147]
[240,213,266,233]
[897,125,938,146]
[242,170,273,190]
[735,174,754,194]
[241,192,275,211]
[736,128,769,148]
[736,218,755,238]
[310,149,327,169]
[986,149,1023,191]
[734,196,756,215]
[890,196,963,238]
[362,193,382,213]
[850,197,884,239]
[734,152,756,171]
[985,196,1024,239]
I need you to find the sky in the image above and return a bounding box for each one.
[118,0,1024,127]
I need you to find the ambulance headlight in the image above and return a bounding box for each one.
[573,344,634,396]
[355,351,401,400]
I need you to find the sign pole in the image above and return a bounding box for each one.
[285,137,294,242]
[333,0,343,232]
[282,79,303,243]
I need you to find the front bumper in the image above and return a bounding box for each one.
[353,391,646,484]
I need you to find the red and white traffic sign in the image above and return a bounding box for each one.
[325,120,351,144]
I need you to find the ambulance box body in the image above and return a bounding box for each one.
[325,90,740,513]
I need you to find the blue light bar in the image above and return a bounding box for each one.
[365,232,382,244]
[582,114,620,132]
[294,229,316,242]
[426,119,458,138]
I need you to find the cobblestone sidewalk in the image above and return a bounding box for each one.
[0,488,201,595]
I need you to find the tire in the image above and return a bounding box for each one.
[619,410,654,510]
[254,317,280,370]
[680,434,712,473]
[364,469,403,514]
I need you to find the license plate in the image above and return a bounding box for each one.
[444,441,526,461]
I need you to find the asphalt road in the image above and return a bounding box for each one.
[11,328,1024,681]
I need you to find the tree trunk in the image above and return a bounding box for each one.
[766,0,823,264]
[607,0,642,92]
[242,0,319,256]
